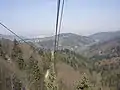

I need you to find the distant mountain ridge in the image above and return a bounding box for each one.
[89,30,120,43]
[1,30,120,52]
[86,36,120,58]
[37,33,95,51]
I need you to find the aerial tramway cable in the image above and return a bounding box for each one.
[53,0,65,71]
[0,0,65,89]
[0,0,65,66]
[0,0,65,67]
[0,22,40,52]
[0,0,65,53]
[0,22,30,44]
[0,22,27,43]
[54,0,61,52]
[56,0,65,50]
[54,0,65,52]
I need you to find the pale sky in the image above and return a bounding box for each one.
[0,0,120,37]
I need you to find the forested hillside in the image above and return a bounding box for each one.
[0,38,90,90]
[0,37,120,90]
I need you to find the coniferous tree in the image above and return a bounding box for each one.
[75,74,90,90]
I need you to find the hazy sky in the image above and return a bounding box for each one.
[0,0,120,37]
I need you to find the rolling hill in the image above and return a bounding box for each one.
[1,31,120,53]
[89,31,120,43]
[24,31,120,53]
[87,37,120,59]
[37,33,95,52]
